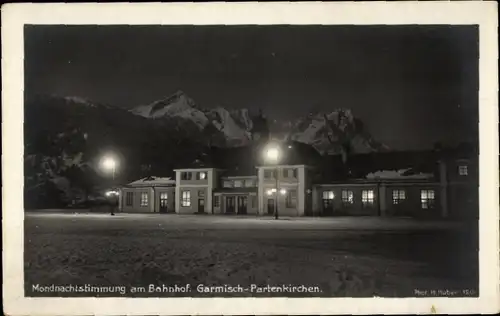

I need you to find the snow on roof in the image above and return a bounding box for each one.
[365,168,434,180]
[127,176,175,186]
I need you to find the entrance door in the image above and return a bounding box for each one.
[226,196,236,214]
[197,198,205,213]
[159,192,168,213]
[322,199,334,216]
[237,196,248,214]
[267,198,275,215]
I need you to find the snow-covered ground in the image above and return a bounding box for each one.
[24,212,478,297]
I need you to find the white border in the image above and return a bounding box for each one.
[2,2,499,315]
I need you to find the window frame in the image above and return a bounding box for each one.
[286,190,297,208]
[361,189,375,207]
[181,190,191,207]
[341,189,354,205]
[159,192,168,207]
[322,190,335,200]
[251,196,257,208]
[234,180,243,188]
[264,170,275,179]
[420,189,436,209]
[223,180,233,188]
[140,192,148,207]
[126,192,134,206]
[458,165,468,176]
[213,195,220,207]
[392,189,406,205]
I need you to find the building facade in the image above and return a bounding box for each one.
[118,143,478,220]
[119,177,176,213]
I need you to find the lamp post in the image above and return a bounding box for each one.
[102,157,116,181]
[265,146,280,219]
[101,155,118,215]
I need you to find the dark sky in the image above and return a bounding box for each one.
[24,25,479,150]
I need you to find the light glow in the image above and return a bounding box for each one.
[105,190,119,197]
[280,188,287,195]
[101,156,116,171]
[265,146,280,163]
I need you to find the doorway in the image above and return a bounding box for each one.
[267,198,275,215]
[237,196,248,214]
[322,199,334,216]
[226,196,236,214]
[197,198,205,213]
[159,192,168,213]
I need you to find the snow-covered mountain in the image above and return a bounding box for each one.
[284,109,388,155]
[131,91,253,146]
[132,91,208,127]
[130,91,387,154]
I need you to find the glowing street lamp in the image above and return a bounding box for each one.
[101,156,117,180]
[100,155,119,216]
[264,144,281,219]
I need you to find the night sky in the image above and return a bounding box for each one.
[24,25,478,150]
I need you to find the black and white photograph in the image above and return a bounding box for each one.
[3,2,499,315]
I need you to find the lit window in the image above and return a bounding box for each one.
[234,180,243,188]
[140,192,148,207]
[458,165,468,176]
[126,192,133,206]
[362,190,374,206]
[322,191,334,200]
[341,190,354,205]
[197,172,207,180]
[181,191,191,207]
[213,196,220,207]
[286,190,297,208]
[421,190,435,209]
[392,189,406,204]
[223,181,233,188]
[159,192,168,207]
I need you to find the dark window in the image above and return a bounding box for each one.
[264,170,274,179]
[392,189,406,204]
[223,180,233,188]
[181,172,192,180]
[251,196,257,208]
[214,196,220,207]
[341,190,354,205]
[421,190,435,209]
[286,190,297,208]
[181,191,191,207]
[361,190,374,207]
[126,192,133,206]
